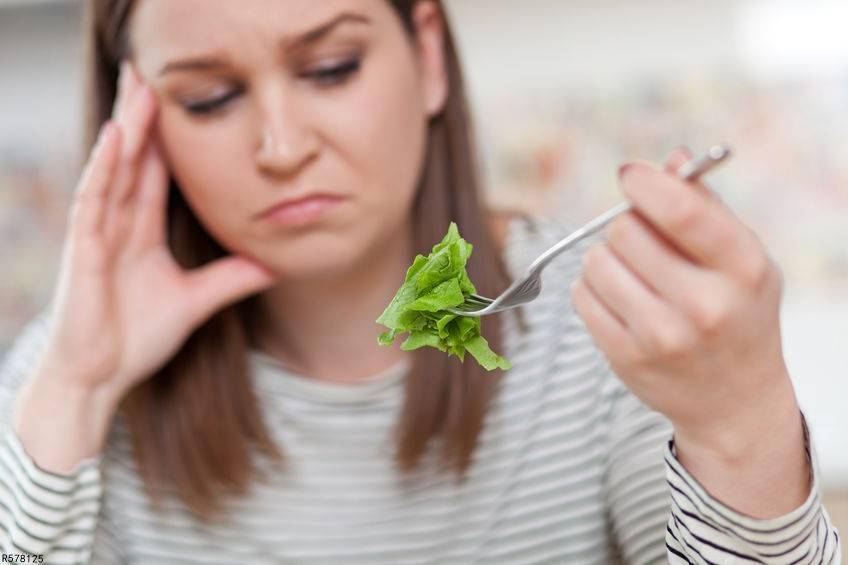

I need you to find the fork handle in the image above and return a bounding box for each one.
[526,145,732,276]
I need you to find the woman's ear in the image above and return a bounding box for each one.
[411,1,449,118]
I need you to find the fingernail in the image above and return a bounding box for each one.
[618,163,633,179]
[675,145,693,158]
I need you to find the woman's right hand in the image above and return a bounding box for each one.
[32,60,279,406]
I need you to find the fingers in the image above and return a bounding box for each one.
[580,242,693,354]
[606,210,704,299]
[605,211,722,323]
[111,60,139,122]
[70,122,122,240]
[185,257,278,325]
[127,139,169,251]
[569,277,642,366]
[103,60,159,242]
[618,160,759,277]
[111,74,158,207]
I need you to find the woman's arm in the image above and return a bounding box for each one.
[0,312,127,563]
[596,347,841,563]
[571,147,842,562]
[672,371,809,519]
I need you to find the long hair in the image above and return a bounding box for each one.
[83,0,526,521]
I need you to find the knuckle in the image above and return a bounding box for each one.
[667,200,702,232]
[690,299,727,334]
[645,325,690,357]
[593,245,609,264]
[582,244,605,273]
[607,215,633,248]
[621,343,649,368]
[712,224,738,251]
[739,250,772,291]
[584,245,614,283]
[119,142,136,165]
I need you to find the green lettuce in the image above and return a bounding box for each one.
[376,222,511,371]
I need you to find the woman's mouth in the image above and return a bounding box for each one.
[259,194,346,227]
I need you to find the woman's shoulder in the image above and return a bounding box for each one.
[489,209,589,276]
[488,210,515,255]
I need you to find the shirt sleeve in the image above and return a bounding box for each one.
[0,311,127,564]
[665,411,843,564]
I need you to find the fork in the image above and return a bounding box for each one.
[447,145,732,317]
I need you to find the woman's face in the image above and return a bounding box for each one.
[129,0,447,278]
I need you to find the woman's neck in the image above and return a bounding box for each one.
[253,227,416,384]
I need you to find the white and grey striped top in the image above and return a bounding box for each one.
[0,215,841,564]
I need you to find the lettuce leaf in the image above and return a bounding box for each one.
[376,222,511,371]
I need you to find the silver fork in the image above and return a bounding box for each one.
[447,145,732,317]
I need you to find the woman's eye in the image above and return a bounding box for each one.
[302,58,361,86]
[182,89,241,115]
[178,58,360,115]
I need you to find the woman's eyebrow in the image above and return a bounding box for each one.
[157,12,371,76]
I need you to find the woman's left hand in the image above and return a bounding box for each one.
[570,147,800,459]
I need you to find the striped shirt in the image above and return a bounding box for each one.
[0,215,841,564]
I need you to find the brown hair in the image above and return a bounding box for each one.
[83,0,527,521]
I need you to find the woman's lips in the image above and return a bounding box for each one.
[259,195,345,226]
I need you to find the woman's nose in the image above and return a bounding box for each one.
[254,108,320,177]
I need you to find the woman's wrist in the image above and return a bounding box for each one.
[12,369,120,475]
[672,377,810,519]
[673,371,800,463]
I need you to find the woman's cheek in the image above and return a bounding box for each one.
[161,121,240,207]
[340,53,428,208]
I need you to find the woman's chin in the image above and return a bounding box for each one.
[242,224,383,281]
[255,249,359,282]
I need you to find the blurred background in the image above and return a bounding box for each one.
[1,0,845,551]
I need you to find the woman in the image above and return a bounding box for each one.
[0,0,840,563]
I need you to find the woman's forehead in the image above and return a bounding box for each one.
[129,0,386,62]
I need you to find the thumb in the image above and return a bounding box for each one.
[185,255,278,323]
